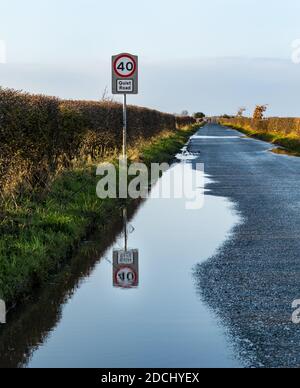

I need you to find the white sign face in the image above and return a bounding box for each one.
[112,53,138,94]
[0,300,6,324]
[118,250,134,265]
[117,79,133,93]
[114,55,136,78]
[115,267,137,288]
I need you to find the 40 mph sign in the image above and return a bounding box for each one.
[112,53,138,94]
[113,249,139,289]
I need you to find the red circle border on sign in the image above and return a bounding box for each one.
[114,265,137,288]
[113,54,137,78]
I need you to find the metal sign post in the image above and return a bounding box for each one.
[112,207,139,289]
[123,94,127,160]
[112,53,138,160]
[123,206,128,252]
[111,54,139,289]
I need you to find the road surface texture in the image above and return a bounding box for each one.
[192,123,300,368]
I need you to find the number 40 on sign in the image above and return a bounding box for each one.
[112,53,138,95]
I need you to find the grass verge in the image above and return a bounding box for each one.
[0,124,200,304]
[222,123,300,156]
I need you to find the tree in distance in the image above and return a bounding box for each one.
[194,112,206,119]
[253,104,268,120]
[220,114,234,119]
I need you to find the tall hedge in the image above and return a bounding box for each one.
[176,115,196,128]
[0,88,192,197]
[220,117,300,135]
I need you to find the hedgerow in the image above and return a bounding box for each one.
[0,88,194,200]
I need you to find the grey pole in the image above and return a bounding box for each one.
[123,207,128,252]
[122,95,128,253]
[123,94,127,159]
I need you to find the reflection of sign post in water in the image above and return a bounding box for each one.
[113,249,139,289]
[0,299,6,324]
[112,207,139,289]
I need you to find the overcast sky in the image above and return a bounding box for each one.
[1,0,300,116]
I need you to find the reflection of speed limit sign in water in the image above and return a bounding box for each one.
[115,266,137,288]
[113,249,139,289]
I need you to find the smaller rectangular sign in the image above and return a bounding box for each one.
[118,250,134,265]
[117,79,133,93]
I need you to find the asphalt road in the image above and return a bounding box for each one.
[192,123,300,368]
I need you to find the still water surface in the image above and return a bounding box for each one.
[1,159,242,368]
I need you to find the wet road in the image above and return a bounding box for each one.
[192,124,300,368]
[1,123,300,368]
[0,140,242,368]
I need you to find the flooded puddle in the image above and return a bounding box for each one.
[0,157,242,368]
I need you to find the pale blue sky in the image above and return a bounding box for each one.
[1,0,300,116]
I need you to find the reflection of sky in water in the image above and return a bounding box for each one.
[27,162,242,368]
[150,163,206,210]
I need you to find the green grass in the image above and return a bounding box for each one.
[141,125,198,164]
[0,125,199,304]
[222,123,300,156]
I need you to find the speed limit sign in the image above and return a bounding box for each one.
[113,249,139,289]
[115,266,137,288]
[114,54,136,78]
[112,53,138,94]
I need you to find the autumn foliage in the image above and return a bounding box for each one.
[0,88,194,197]
[253,105,268,120]
[220,116,300,135]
